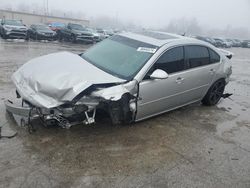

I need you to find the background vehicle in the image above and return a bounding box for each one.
[104,29,114,36]
[86,28,102,42]
[57,23,94,43]
[221,38,232,48]
[213,38,231,48]
[96,28,110,39]
[27,24,57,41]
[194,36,217,46]
[0,19,28,39]
[242,40,250,48]
[47,22,66,32]
[225,39,234,47]
[231,39,242,47]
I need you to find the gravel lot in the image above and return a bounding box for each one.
[0,39,250,188]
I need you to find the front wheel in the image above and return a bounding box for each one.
[70,34,76,43]
[2,33,7,39]
[202,79,225,106]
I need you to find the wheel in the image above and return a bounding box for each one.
[70,34,76,43]
[25,33,30,41]
[202,79,225,106]
[57,32,63,41]
[2,33,7,39]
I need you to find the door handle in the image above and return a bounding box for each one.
[176,77,184,83]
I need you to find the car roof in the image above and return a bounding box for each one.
[32,24,47,26]
[118,31,206,47]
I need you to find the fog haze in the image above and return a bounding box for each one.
[1,0,250,37]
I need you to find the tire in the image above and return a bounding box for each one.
[70,34,76,43]
[109,94,132,125]
[58,32,63,42]
[202,79,225,106]
[2,33,7,39]
[25,33,29,41]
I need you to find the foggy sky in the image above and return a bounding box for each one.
[1,0,250,29]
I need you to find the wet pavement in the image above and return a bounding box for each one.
[0,39,250,188]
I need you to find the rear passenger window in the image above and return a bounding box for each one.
[155,47,185,74]
[186,46,210,68]
[209,48,220,63]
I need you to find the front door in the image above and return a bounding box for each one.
[136,46,187,120]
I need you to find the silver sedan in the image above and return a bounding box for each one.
[5,31,233,128]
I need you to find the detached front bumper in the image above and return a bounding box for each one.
[4,96,99,129]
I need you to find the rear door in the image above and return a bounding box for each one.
[178,45,221,104]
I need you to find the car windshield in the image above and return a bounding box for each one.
[81,35,157,80]
[70,24,84,30]
[4,20,23,26]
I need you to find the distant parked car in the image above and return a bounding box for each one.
[225,39,234,47]
[0,19,28,39]
[47,22,66,32]
[242,40,250,48]
[96,28,110,39]
[231,39,242,47]
[213,38,224,48]
[213,38,231,48]
[221,39,232,48]
[58,23,94,43]
[27,24,57,41]
[86,28,102,42]
[194,36,217,46]
[104,29,114,36]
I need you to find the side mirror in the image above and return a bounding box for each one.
[150,69,169,80]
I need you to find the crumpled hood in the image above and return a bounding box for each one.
[12,51,125,108]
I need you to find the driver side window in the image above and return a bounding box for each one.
[155,46,185,74]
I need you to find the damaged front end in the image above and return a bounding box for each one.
[5,81,139,129]
[4,51,139,129]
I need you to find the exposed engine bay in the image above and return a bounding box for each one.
[5,80,139,129]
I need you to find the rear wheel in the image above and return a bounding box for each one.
[70,34,76,43]
[58,31,63,41]
[25,33,30,41]
[2,33,7,39]
[202,79,225,106]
